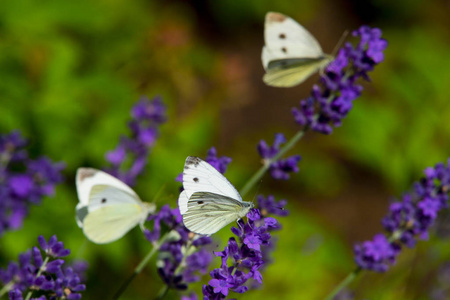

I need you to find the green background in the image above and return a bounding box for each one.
[1,0,450,299]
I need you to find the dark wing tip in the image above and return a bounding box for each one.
[185,156,202,167]
[77,168,97,182]
[266,12,286,23]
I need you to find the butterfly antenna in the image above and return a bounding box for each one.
[331,30,349,57]
[250,179,264,207]
[152,183,167,204]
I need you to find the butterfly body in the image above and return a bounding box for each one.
[262,12,333,87]
[75,168,155,244]
[178,157,253,235]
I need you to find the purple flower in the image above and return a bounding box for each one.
[354,234,400,272]
[292,26,387,135]
[204,207,285,298]
[105,95,166,186]
[38,235,71,258]
[257,194,289,217]
[205,147,232,175]
[257,133,302,180]
[356,159,450,272]
[0,235,86,299]
[144,204,213,290]
[0,131,65,236]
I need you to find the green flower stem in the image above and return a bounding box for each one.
[240,128,307,198]
[0,281,15,297]
[113,231,171,300]
[323,267,362,300]
[24,256,49,300]
[174,239,193,275]
[155,284,169,300]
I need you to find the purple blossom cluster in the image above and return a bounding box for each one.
[354,159,450,272]
[292,26,388,134]
[0,235,86,299]
[257,133,301,180]
[0,131,65,236]
[202,209,279,298]
[144,204,213,291]
[105,95,166,186]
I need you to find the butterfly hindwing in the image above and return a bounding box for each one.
[263,57,331,87]
[182,192,247,235]
[82,203,146,244]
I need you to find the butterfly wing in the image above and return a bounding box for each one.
[178,156,242,215]
[182,192,249,235]
[75,168,139,226]
[263,56,332,87]
[76,168,138,205]
[263,12,324,69]
[82,203,146,244]
[262,12,331,87]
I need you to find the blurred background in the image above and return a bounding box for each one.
[1,0,450,299]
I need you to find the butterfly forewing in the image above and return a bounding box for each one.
[262,12,333,88]
[263,12,323,67]
[88,184,143,212]
[76,168,138,206]
[180,156,242,203]
[182,192,248,235]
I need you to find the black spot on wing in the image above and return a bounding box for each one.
[281,47,287,53]
[279,33,286,39]
[193,177,199,182]
[101,198,107,203]
[197,201,204,204]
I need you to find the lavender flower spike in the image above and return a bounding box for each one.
[257,133,301,180]
[0,131,65,236]
[355,158,450,272]
[105,95,166,186]
[292,26,388,134]
[0,235,86,299]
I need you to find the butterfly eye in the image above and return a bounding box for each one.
[101,198,107,203]
[193,177,199,183]
[279,33,286,39]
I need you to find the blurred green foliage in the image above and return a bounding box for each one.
[1,0,450,299]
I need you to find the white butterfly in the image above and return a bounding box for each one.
[262,12,333,88]
[178,156,254,235]
[75,168,155,244]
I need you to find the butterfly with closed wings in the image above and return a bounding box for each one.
[75,168,155,244]
[178,156,254,235]
[262,11,334,88]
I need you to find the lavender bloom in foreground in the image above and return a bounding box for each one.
[105,95,166,186]
[0,131,65,236]
[354,159,450,272]
[203,209,279,298]
[143,205,213,291]
[257,133,301,180]
[0,235,86,299]
[292,26,388,134]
